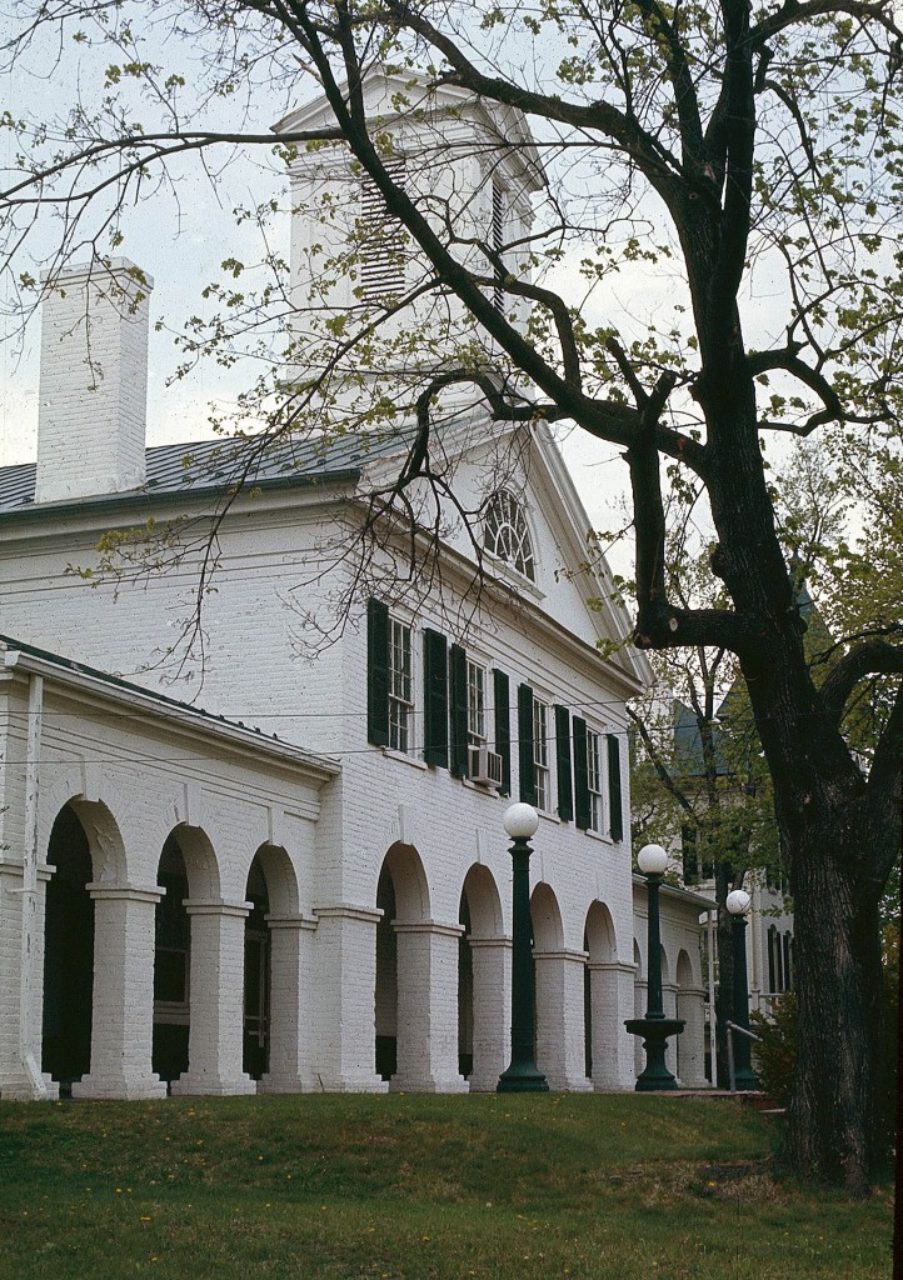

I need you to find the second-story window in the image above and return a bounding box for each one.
[586,729,604,834]
[483,489,536,581]
[467,660,487,747]
[388,617,413,753]
[533,697,550,811]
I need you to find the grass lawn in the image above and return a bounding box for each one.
[0,1093,892,1279]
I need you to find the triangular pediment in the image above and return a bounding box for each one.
[272,66,545,190]
[356,414,651,695]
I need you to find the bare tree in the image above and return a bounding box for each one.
[2,0,903,1193]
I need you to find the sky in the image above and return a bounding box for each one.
[0,8,794,584]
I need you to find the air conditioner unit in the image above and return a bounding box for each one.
[468,745,503,788]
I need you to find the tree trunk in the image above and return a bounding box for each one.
[786,838,886,1195]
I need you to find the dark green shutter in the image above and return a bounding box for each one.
[493,669,511,796]
[449,643,469,778]
[517,683,536,804]
[573,716,590,829]
[366,598,389,747]
[607,733,624,841]
[423,629,448,768]
[554,705,573,822]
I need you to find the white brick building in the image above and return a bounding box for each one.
[0,75,712,1102]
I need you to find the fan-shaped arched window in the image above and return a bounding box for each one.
[483,489,535,581]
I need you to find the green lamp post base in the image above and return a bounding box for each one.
[733,1066,760,1091]
[625,1016,685,1091]
[497,1059,550,1093]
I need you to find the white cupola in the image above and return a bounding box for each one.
[272,70,545,396]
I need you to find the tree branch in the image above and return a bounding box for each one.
[627,705,697,818]
[821,640,903,722]
[750,0,903,49]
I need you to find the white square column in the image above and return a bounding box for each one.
[391,921,469,1093]
[676,984,708,1088]
[259,914,318,1093]
[534,949,592,1091]
[309,904,387,1092]
[171,899,256,1097]
[0,860,57,1100]
[588,960,638,1090]
[663,981,680,1079]
[466,937,510,1092]
[73,883,166,1100]
[633,977,647,1075]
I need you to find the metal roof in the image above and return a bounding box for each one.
[0,430,414,517]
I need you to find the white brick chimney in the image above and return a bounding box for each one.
[35,259,153,504]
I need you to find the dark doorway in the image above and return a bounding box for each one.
[457,893,473,1078]
[243,856,270,1080]
[375,868,397,1080]
[153,835,190,1084]
[42,805,94,1092]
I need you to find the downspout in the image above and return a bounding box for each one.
[20,671,46,1095]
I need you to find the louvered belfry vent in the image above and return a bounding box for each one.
[359,159,407,307]
[491,179,504,312]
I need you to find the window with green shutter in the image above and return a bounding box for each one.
[554,705,573,822]
[367,598,389,747]
[573,715,591,829]
[493,669,511,796]
[423,629,448,768]
[449,643,469,778]
[607,733,624,841]
[517,683,536,805]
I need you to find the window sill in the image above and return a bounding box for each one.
[584,827,613,845]
[381,747,428,771]
[537,809,560,825]
[483,551,546,602]
[461,778,503,798]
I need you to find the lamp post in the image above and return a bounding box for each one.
[625,843,684,1091]
[497,803,549,1093]
[726,888,759,1090]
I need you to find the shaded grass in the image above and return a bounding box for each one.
[0,1093,892,1279]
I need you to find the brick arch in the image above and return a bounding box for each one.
[249,843,299,917]
[584,900,616,963]
[459,863,503,939]
[676,948,696,988]
[379,842,430,924]
[46,795,128,884]
[530,881,563,951]
[160,823,220,900]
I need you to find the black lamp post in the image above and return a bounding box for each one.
[497,803,549,1093]
[726,888,760,1090]
[625,842,684,1091]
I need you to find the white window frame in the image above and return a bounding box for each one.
[483,489,536,582]
[466,659,487,748]
[388,616,413,754]
[586,728,605,834]
[533,696,550,813]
